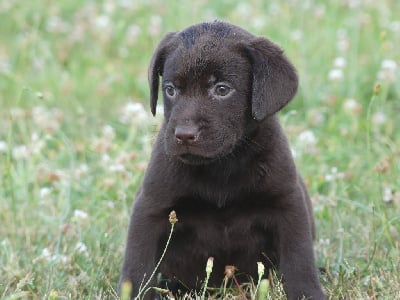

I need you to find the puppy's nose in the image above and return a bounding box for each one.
[175,126,199,144]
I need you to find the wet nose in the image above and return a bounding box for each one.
[174,126,199,144]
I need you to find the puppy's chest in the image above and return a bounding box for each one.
[189,168,269,208]
[170,197,276,251]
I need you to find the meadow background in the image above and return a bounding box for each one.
[0,0,399,299]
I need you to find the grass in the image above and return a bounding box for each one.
[0,0,399,299]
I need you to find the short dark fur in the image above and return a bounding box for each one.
[120,21,325,299]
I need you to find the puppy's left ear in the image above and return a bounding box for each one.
[242,37,298,121]
[148,32,177,116]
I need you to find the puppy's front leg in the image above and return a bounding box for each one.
[120,192,166,300]
[278,193,326,300]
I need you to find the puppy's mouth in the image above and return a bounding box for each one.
[177,153,216,165]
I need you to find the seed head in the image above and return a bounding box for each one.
[48,290,58,300]
[257,261,265,277]
[374,83,381,95]
[169,210,178,225]
[152,287,170,295]
[224,265,238,279]
[120,281,132,300]
[206,257,214,274]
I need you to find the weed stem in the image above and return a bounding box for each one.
[135,211,177,300]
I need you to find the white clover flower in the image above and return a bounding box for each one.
[32,106,62,133]
[105,201,115,209]
[103,0,115,14]
[333,57,347,68]
[269,3,281,15]
[251,17,266,30]
[328,69,344,81]
[52,254,68,264]
[75,242,89,256]
[0,59,11,73]
[148,15,162,37]
[92,137,112,153]
[378,59,398,82]
[31,132,45,155]
[324,167,344,182]
[297,130,317,147]
[102,125,115,140]
[324,173,333,182]
[308,109,326,125]
[235,3,252,16]
[294,129,318,156]
[389,21,400,32]
[79,164,89,173]
[95,15,110,29]
[12,145,29,159]
[118,0,135,9]
[108,163,126,173]
[343,98,361,114]
[35,248,67,264]
[343,98,357,110]
[383,186,393,203]
[381,59,397,71]
[101,154,111,164]
[0,140,7,152]
[46,15,69,33]
[318,238,331,247]
[336,29,350,52]
[119,101,149,124]
[346,0,361,8]
[290,29,303,41]
[74,164,89,179]
[372,112,387,125]
[41,247,52,259]
[126,24,141,44]
[31,132,39,142]
[39,187,52,199]
[314,5,326,18]
[46,16,60,32]
[73,209,88,220]
[126,102,145,114]
[377,70,395,82]
[32,106,46,122]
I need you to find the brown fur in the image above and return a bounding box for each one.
[120,21,325,299]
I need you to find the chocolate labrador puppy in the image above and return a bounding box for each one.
[120,21,325,299]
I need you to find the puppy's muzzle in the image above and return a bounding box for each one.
[174,125,199,145]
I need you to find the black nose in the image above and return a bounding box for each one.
[175,126,199,144]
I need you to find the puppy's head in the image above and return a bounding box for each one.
[149,21,298,165]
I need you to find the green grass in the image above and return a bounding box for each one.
[1,0,399,299]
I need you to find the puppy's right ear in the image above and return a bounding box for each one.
[148,32,177,116]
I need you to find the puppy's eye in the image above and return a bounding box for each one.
[215,84,232,97]
[164,85,177,98]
